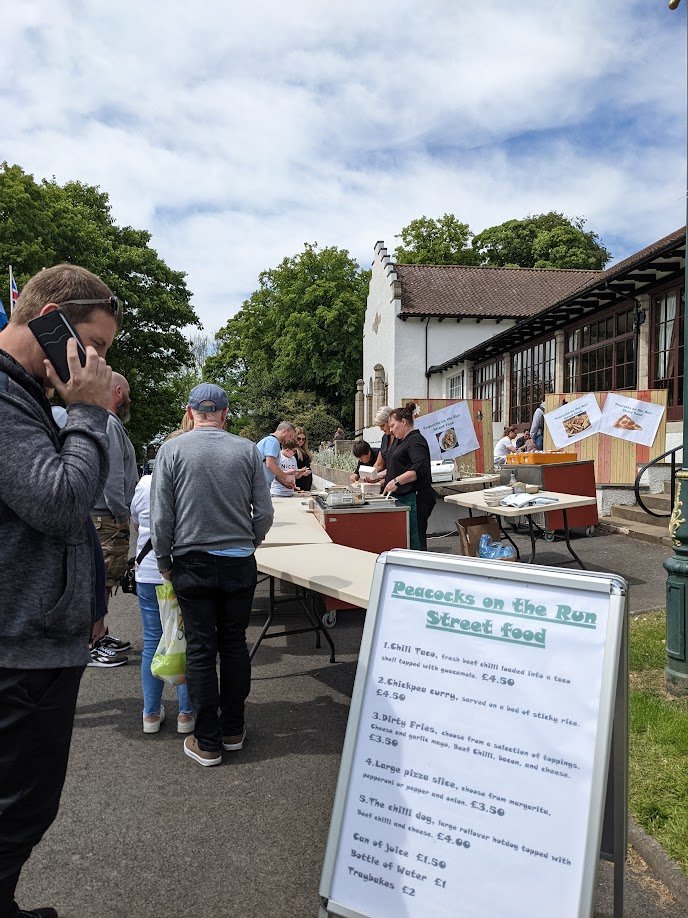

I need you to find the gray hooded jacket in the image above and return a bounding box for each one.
[0,350,110,668]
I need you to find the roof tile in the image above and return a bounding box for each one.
[395,263,602,318]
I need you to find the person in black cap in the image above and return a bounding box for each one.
[151,383,273,767]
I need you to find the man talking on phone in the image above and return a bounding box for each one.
[0,264,120,918]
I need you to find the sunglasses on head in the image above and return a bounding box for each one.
[57,296,121,316]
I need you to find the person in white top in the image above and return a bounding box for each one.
[493,425,519,465]
[131,473,194,734]
[270,443,301,498]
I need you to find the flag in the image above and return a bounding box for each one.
[0,297,7,331]
[9,267,19,313]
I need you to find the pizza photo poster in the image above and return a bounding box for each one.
[544,393,602,449]
[598,393,665,448]
[414,401,480,461]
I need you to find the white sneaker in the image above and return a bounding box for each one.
[143,705,166,734]
[177,713,196,734]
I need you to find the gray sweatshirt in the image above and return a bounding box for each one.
[0,350,110,668]
[150,428,274,571]
[92,412,138,523]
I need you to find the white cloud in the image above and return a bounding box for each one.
[2,0,685,332]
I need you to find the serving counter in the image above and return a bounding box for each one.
[311,495,409,553]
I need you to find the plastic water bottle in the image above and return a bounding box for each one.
[509,471,517,493]
[478,534,501,559]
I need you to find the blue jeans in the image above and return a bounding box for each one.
[534,433,543,451]
[137,582,192,716]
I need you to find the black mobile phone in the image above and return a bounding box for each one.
[28,309,88,383]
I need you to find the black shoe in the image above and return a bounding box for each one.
[18,908,59,917]
[95,631,131,653]
[87,645,128,668]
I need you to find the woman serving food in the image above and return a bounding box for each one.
[382,402,434,551]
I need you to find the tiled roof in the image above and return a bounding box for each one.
[595,226,685,284]
[396,263,602,319]
[434,226,686,370]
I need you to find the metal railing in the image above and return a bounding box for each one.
[634,446,682,518]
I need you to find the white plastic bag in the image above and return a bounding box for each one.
[151,581,187,686]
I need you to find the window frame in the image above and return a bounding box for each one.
[564,302,637,397]
[447,371,464,400]
[472,357,504,423]
[649,280,684,422]
[509,336,556,425]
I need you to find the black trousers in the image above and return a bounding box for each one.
[0,666,84,917]
[172,553,257,752]
[416,488,437,552]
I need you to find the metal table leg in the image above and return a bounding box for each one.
[526,516,538,564]
[497,516,521,560]
[249,576,337,662]
[561,508,586,569]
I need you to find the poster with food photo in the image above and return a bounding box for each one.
[599,394,665,447]
[414,401,480,461]
[545,393,602,449]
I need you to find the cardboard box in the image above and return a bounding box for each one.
[456,515,517,561]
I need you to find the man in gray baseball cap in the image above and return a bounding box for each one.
[151,381,273,766]
[187,383,228,413]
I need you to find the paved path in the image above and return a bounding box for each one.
[17,530,686,917]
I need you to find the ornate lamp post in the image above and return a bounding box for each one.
[664,0,688,694]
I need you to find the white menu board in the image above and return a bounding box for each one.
[544,394,602,449]
[320,551,625,918]
[414,402,480,461]
[599,393,665,447]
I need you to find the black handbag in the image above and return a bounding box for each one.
[120,539,153,595]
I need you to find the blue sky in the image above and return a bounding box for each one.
[2,0,686,332]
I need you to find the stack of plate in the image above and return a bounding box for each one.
[483,485,512,508]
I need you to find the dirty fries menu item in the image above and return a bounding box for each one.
[562,412,590,438]
[544,394,601,449]
[321,557,623,918]
[613,414,642,432]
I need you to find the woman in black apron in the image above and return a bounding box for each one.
[382,403,434,551]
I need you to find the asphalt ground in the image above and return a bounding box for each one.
[16,528,687,917]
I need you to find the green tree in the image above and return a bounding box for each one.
[206,243,369,429]
[234,388,341,446]
[472,212,611,269]
[394,213,480,265]
[0,163,200,456]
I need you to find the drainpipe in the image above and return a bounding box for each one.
[425,318,430,398]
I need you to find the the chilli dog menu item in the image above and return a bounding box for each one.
[326,565,617,918]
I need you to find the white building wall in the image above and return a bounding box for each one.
[363,241,518,442]
[362,243,397,436]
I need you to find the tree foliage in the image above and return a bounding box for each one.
[394,211,610,270]
[394,213,479,265]
[206,243,369,431]
[0,163,200,455]
[472,212,611,270]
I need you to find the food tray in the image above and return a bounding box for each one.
[520,452,577,465]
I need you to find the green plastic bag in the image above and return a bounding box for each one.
[151,581,187,686]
